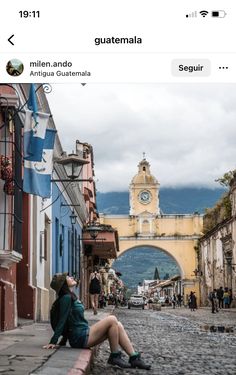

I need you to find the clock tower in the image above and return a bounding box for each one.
[129,156,160,216]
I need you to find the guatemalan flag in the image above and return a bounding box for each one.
[23,129,57,198]
[24,110,49,161]
[24,84,49,162]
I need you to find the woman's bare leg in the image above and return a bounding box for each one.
[94,294,99,310]
[86,316,135,355]
[87,315,119,351]
[117,322,134,355]
[90,294,95,310]
[86,317,151,370]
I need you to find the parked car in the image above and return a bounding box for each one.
[128,295,145,309]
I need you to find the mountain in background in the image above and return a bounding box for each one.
[112,247,180,291]
[96,187,225,215]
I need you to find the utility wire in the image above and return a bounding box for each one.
[40,181,72,212]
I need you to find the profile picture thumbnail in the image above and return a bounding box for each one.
[6,58,24,76]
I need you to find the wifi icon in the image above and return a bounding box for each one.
[199,10,209,17]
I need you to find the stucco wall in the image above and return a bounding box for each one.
[100,214,203,237]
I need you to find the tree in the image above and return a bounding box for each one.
[153,267,160,280]
[163,273,170,280]
[215,170,236,188]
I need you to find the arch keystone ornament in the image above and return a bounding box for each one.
[99,157,203,301]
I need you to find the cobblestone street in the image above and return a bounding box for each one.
[90,307,236,375]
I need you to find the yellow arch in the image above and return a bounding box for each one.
[100,213,203,299]
[117,237,198,280]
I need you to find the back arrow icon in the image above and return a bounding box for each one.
[8,34,14,46]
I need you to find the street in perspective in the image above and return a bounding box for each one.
[91,307,236,375]
[0,83,236,374]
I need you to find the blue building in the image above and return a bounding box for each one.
[52,182,83,279]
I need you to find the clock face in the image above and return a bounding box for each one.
[139,190,151,204]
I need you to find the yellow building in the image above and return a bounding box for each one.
[99,157,203,301]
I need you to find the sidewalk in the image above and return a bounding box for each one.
[0,307,113,375]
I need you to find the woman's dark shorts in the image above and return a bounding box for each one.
[89,287,101,295]
[69,328,90,349]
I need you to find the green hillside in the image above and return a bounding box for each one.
[112,247,179,291]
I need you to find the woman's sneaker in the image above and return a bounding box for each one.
[129,353,151,370]
[107,351,131,368]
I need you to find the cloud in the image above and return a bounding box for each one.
[49,84,236,192]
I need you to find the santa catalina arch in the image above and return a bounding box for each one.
[99,157,203,298]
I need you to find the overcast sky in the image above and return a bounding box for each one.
[49,84,236,192]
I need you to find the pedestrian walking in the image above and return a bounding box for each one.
[217,286,224,309]
[209,289,219,313]
[189,291,197,311]
[165,296,170,305]
[43,273,151,370]
[172,294,177,309]
[148,297,153,309]
[177,293,182,307]
[89,267,101,315]
[223,287,230,308]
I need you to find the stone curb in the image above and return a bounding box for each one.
[31,347,94,375]
[67,349,92,375]
[32,342,95,375]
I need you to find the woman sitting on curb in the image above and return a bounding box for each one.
[43,273,151,370]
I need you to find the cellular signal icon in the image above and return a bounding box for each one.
[199,10,209,17]
[186,11,197,18]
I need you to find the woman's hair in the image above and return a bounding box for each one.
[58,280,77,301]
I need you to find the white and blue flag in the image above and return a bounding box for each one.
[23,110,49,161]
[23,129,57,198]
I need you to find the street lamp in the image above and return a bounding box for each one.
[52,152,93,182]
[57,152,88,179]
[85,222,103,240]
[67,212,104,241]
[70,209,77,225]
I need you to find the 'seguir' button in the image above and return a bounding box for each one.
[171,59,211,77]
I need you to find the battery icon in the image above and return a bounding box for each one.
[211,10,227,18]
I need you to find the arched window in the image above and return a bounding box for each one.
[142,220,150,233]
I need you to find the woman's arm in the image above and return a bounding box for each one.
[48,295,72,346]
